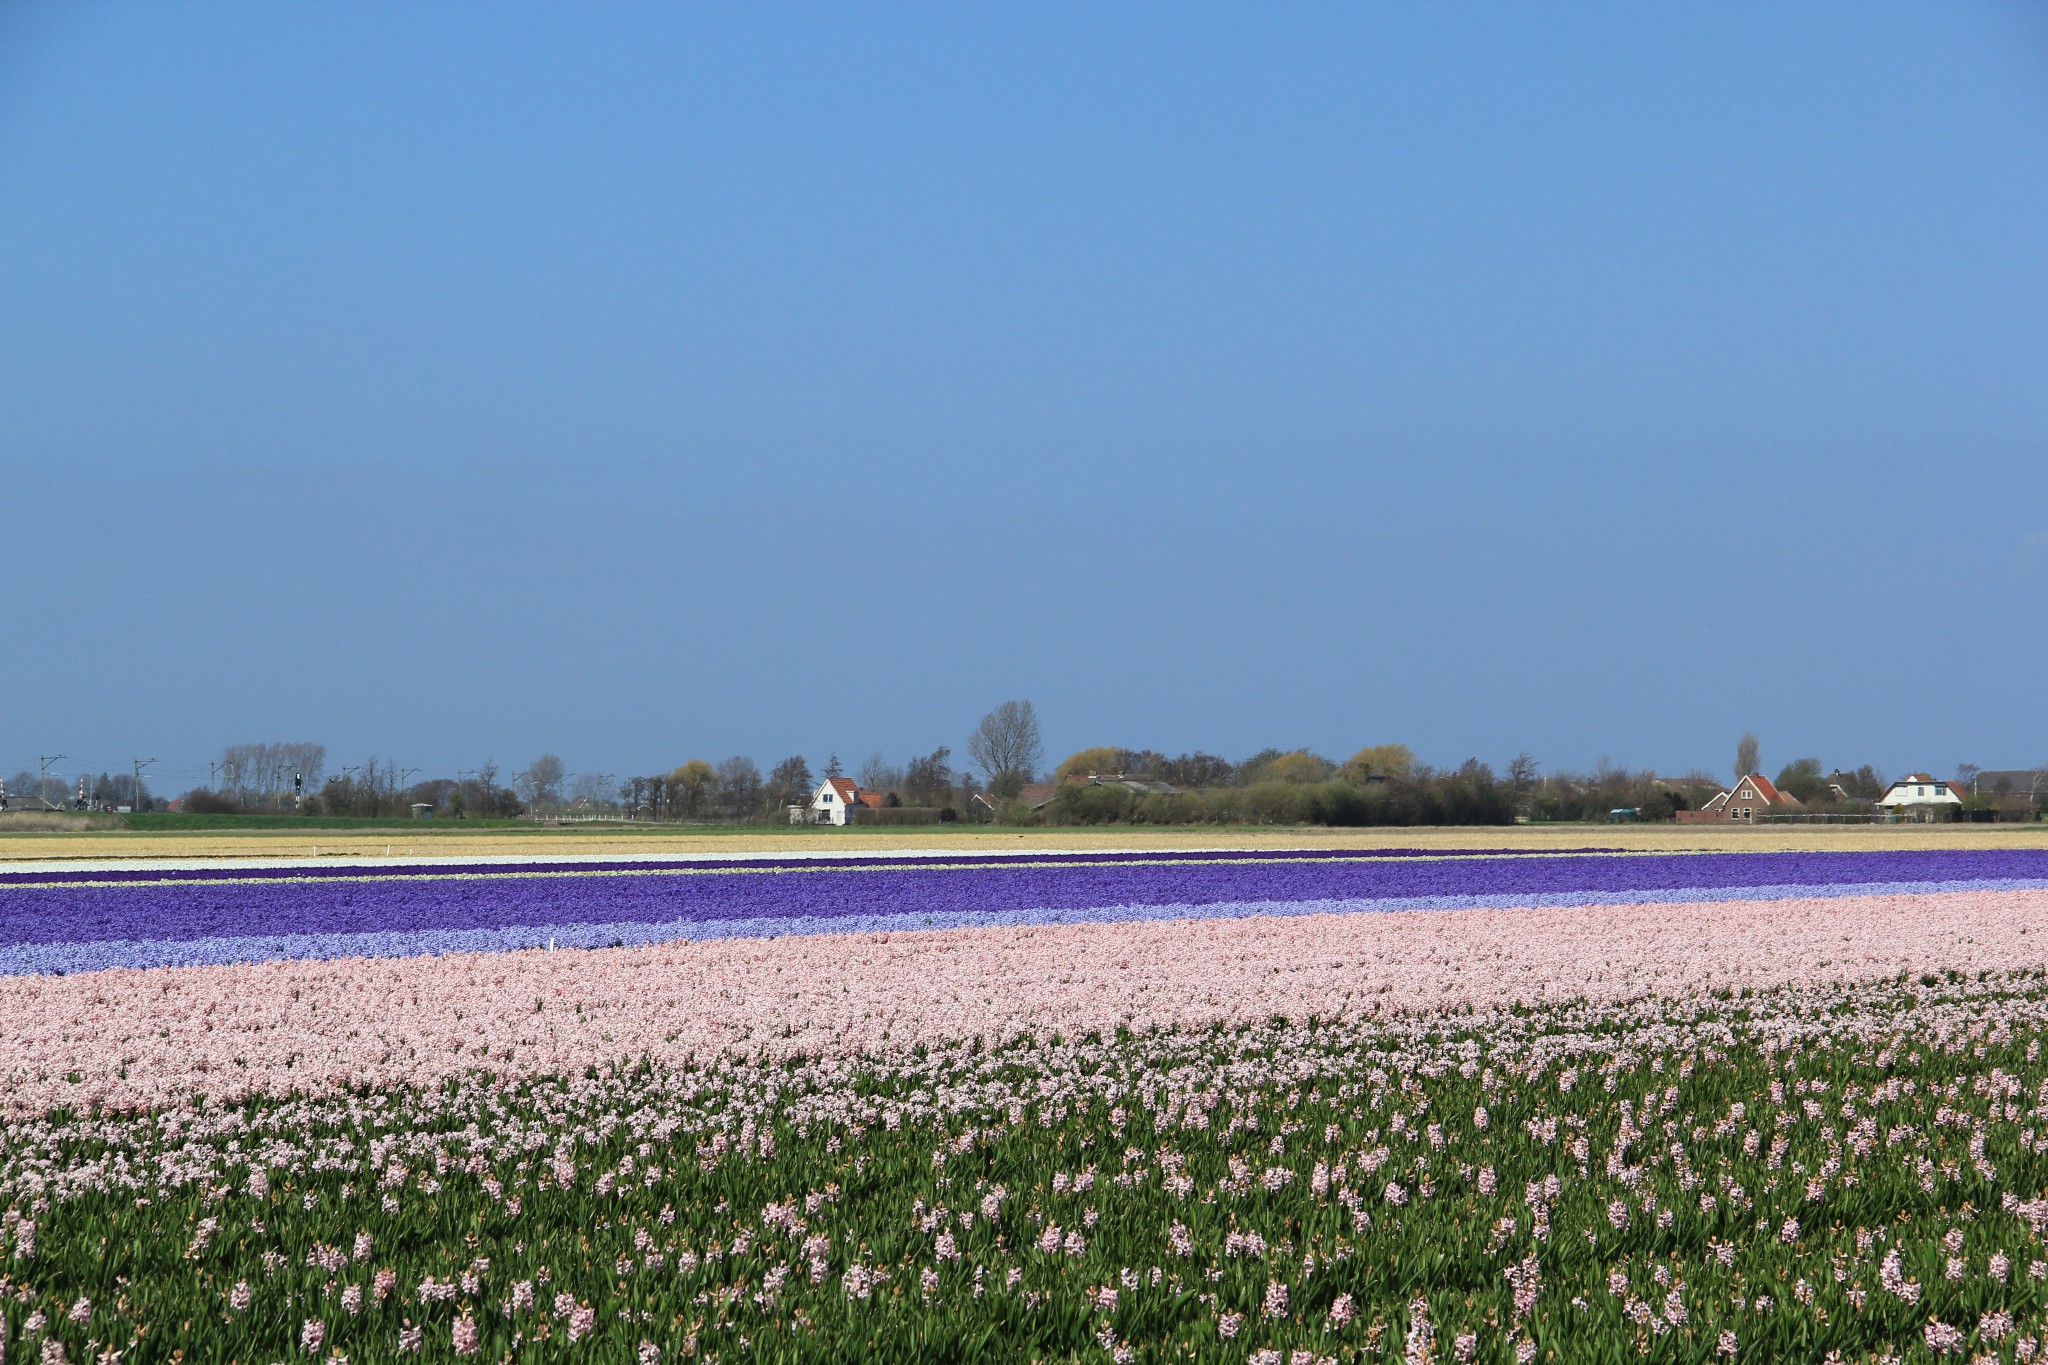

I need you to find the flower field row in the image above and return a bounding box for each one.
[7,844,2048,1360]
[11,967,2048,1362]
[2,847,2044,975]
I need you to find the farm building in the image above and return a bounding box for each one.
[1876,775,1966,819]
[970,783,1059,818]
[1686,772,1803,823]
[794,777,877,826]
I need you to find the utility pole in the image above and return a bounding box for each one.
[133,758,157,813]
[38,755,67,812]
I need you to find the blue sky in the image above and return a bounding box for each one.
[3,1,2045,792]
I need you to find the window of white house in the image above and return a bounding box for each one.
[821,793,832,803]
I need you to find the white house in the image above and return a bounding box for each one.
[1877,774,1966,817]
[795,776,873,826]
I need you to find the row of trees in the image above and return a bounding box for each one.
[2,771,159,812]
[1036,757,1516,827]
[123,715,2025,828]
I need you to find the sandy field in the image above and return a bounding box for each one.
[0,817,2040,862]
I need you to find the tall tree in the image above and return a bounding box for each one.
[1506,752,1539,802]
[824,754,844,781]
[670,760,715,818]
[517,755,566,811]
[1735,733,1760,782]
[1773,757,1825,804]
[903,747,954,806]
[767,756,813,809]
[857,753,903,792]
[714,756,762,819]
[967,700,1044,792]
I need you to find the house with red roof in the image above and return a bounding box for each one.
[1876,774,1967,820]
[1694,772,1804,823]
[795,776,872,826]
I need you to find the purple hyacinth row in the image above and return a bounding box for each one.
[7,875,2047,977]
[0,845,1629,886]
[2,848,2047,977]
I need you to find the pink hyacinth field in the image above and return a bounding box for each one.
[7,842,2048,1363]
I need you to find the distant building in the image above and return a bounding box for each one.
[1876,775,1966,819]
[970,783,1059,818]
[1062,774,1181,796]
[1692,773,1803,823]
[1971,770,2045,821]
[797,777,868,826]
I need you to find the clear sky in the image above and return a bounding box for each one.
[4,1,2045,793]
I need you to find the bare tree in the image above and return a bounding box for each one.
[903,747,953,807]
[517,755,566,811]
[1734,733,1760,782]
[857,753,904,792]
[218,742,327,810]
[1506,752,1539,805]
[767,756,813,809]
[968,700,1044,795]
[570,770,613,809]
[713,756,762,819]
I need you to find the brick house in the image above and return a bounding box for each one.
[1692,773,1804,823]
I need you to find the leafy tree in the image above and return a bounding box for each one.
[1344,744,1415,782]
[1240,749,1332,785]
[669,760,715,818]
[1056,746,1127,781]
[1773,757,1826,804]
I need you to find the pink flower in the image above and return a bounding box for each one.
[1925,1321,1965,1355]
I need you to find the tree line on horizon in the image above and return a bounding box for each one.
[65,710,2007,826]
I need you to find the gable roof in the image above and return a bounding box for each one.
[857,791,885,808]
[821,777,861,804]
[1880,775,1966,801]
[1737,772,1785,803]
